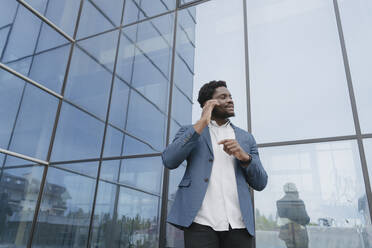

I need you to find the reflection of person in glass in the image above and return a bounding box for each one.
[277,183,310,248]
[162,81,268,248]
[0,193,13,238]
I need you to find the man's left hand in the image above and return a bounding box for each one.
[218,139,251,165]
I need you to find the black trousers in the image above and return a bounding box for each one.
[184,222,253,248]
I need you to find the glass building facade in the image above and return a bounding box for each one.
[0,0,372,247]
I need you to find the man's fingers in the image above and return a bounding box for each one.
[218,139,235,145]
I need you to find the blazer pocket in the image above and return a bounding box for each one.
[178,178,191,187]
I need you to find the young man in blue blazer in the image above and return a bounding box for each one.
[162,81,268,248]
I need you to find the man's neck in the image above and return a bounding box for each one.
[211,117,229,126]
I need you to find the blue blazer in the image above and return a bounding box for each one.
[162,123,268,236]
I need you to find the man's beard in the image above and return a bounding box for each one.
[212,107,235,119]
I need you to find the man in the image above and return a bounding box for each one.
[162,81,268,247]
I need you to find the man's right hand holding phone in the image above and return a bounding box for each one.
[193,99,220,134]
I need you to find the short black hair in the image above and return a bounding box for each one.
[197,80,227,108]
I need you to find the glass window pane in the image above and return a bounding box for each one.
[0,26,11,56]
[100,160,120,182]
[338,0,372,134]
[29,44,71,93]
[108,78,129,129]
[255,141,370,248]
[247,0,355,143]
[33,167,96,247]
[0,165,44,247]
[117,187,160,246]
[1,5,68,66]
[118,13,174,112]
[43,0,80,36]
[123,0,176,25]
[126,90,167,151]
[65,30,118,119]
[51,102,105,162]
[2,6,41,62]
[89,181,117,247]
[90,182,160,247]
[119,157,163,194]
[36,22,70,52]
[76,0,118,39]
[0,0,18,27]
[103,125,157,158]
[0,69,59,163]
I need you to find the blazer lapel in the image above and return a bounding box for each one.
[201,126,214,156]
[231,123,243,147]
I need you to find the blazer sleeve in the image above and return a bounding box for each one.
[239,134,268,191]
[161,125,200,170]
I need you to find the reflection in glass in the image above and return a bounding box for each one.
[276,182,310,248]
[29,44,71,93]
[119,13,174,112]
[123,0,176,25]
[51,102,105,162]
[65,30,118,119]
[0,69,58,163]
[126,90,167,151]
[0,165,44,247]
[255,141,370,248]
[247,0,355,143]
[76,0,121,39]
[98,157,164,194]
[119,157,163,194]
[338,0,372,134]
[33,167,96,247]
[90,181,159,247]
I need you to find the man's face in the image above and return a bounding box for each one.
[211,86,235,119]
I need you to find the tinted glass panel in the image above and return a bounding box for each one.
[255,141,370,248]
[126,90,167,151]
[119,157,163,194]
[51,102,105,161]
[247,0,355,143]
[76,0,118,39]
[29,44,71,93]
[0,69,58,163]
[90,182,160,247]
[123,0,176,25]
[33,167,96,247]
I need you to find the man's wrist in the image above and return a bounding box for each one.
[239,154,252,167]
[193,118,209,134]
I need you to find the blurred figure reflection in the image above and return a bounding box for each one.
[0,193,13,240]
[276,183,310,248]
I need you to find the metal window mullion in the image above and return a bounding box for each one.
[86,0,127,246]
[332,0,372,224]
[159,8,178,248]
[17,0,74,43]
[0,63,63,99]
[26,0,85,246]
[242,0,256,248]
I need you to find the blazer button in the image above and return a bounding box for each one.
[208,158,213,162]
[204,178,209,183]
